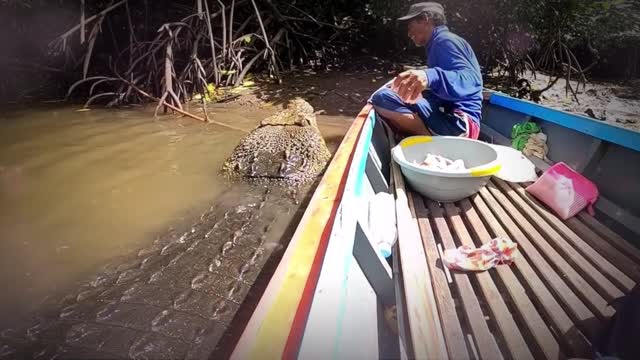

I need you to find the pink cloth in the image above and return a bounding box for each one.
[526,162,599,220]
[454,110,480,140]
[466,118,480,140]
[443,237,518,272]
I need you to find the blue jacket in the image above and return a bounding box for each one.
[424,26,483,123]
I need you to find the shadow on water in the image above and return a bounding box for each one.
[210,177,318,359]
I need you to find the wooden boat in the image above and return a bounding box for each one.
[228,92,640,359]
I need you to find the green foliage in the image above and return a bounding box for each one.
[359,0,640,79]
[3,0,640,103]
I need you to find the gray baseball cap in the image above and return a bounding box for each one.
[397,2,445,21]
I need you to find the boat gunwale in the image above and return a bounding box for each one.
[489,92,640,152]
[230,105,372,359]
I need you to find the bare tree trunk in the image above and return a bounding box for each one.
[203,0,220,84]
[83,16,103,80]
[61,0,342,124]
[218,0,227,64]
[80,0,86,44]
[56,0,128,41]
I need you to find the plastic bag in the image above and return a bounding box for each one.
[367,192,397,258]
[526,162,599,220]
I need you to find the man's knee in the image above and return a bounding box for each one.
[370,87,399,108]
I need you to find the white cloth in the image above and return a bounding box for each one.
[367,192,397,258]
[415,153,467,172]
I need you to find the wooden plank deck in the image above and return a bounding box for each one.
[411,196,469,360]
[388,125,449,360]
[398,177,640,359]
[427,198,505,360]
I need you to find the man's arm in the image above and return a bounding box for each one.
[393,39,481,103]
[424,39,482,101]
[424,67,480,101]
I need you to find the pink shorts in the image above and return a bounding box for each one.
[454,110,480,140]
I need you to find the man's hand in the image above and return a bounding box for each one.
[392,70,428,104]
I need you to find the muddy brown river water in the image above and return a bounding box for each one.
[0,102,351,357]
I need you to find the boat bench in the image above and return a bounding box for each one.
[392,154,640,359]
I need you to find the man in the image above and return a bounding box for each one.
[370,2,483,138]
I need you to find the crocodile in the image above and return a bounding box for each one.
[223,98,332,186]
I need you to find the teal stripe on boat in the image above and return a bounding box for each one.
[490,92,640,152]
[354,111,376,197]
[332,111,374,359]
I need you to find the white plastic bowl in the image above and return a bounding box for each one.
[392,136,501,202]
